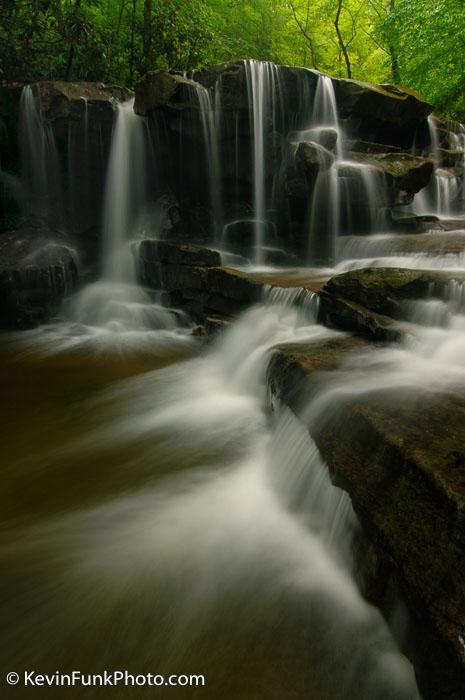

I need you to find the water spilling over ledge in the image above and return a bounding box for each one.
[1,61,465,699]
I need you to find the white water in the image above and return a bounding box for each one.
[101,99,147,283]
[19,85,63,222]
[245,60,280,264]
[2,302,419,698]
[415,115,464,218]
[194,82,223,239]
[32,98,193,353]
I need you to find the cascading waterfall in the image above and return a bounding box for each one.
[306,74,388,264]
[19,85,63,223]
[306,74,342,263]
[193,82,223,241]
[53,99,193,348]
[245,60,281,264]
[6,61,465,697]
[415,115,463,217]
[101,99,147,283]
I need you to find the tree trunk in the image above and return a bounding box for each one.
[64,0,82,81]
[143,0,153,72]
[129,0,137,84]
[334,0,351,79]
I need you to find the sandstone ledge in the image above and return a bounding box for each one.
[267,337,465,699]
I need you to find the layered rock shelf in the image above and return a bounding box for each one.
[267,337,465,697]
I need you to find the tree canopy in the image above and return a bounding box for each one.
[0,0,463,120]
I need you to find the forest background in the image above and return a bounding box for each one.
[0,0,464,120]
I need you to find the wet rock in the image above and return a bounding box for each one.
[295,141,334,178]
[134,71,195,116]
[334,79,433,145]
[139,240,221,267]
[297,127,338,151]
[0,227,78,328]
[206,267,262,303]
[319,266,465,338]
[437,148,465,169]
[318,290,402,341]
[205,314,232,335]
[349,152,434,196]
[344,139,402,154]
[32,81,133,125]
[222,220,276,254]
[267,338,465,698]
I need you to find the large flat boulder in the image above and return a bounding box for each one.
[335,80,433,128]
[134,71,196,116]
[267,336,465,698]
[319,267,465,339]
[346,152,434,196]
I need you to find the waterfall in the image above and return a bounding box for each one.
[101,99,147,283]
[57,99,192,348]
[312,73,343,158]
[245,60,280,264]
[306,74,342,263]
[415,115,462,217]
[19,85,63,223]
[193,82,223,241]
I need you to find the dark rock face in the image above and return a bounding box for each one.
[139,239,221,267]
[334,79,433,148]
[0,226,78,328]
[267,338,465,699]
[0,80,133,268]
[138,239,325,323]
[133,61,444,259]
[295,140,334,177]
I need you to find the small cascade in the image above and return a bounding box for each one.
[306,74,388,262]
[415,115,462,217]
[192,81,223,240]
[263,284,320,321]
[312,73,343,158]
[403,280,465,328]
[19,85,63,223]
[245,60,281,264]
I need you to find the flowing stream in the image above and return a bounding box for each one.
[4,64,465,699]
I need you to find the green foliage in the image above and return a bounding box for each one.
[0,0,463,121]
[382,0,465,119]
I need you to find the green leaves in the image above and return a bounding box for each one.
[0,0,463,120]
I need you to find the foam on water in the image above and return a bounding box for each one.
[1,302,419,698]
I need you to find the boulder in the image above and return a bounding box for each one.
[334,79,433,131]
[318,267,465,338]
[134,71,198,116]
[267,338,465,698]
[30,81,133,125]
[0,227,78,328]
[292,127,338,151]
[347,152,434,196]
[295,141,334,178]
[323,267,465,315]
